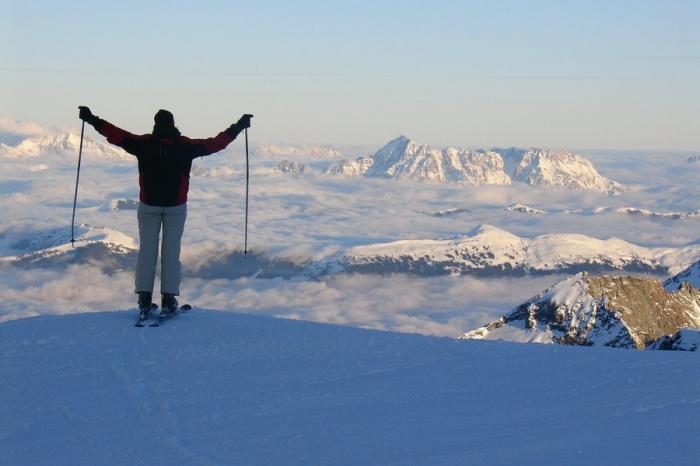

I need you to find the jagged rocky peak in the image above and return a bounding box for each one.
[358,137,622,193]
[365,136,511,185]
[513,148,624,194]
[460,273,700,350]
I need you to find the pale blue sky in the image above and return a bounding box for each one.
[1,0,698,149]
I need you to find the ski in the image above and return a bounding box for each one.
[134,303,158,327]
[150,304,192,327]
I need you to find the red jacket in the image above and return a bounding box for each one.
[95,119,234,206]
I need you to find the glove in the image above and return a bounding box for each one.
[225,114,253,138]
[78,106,99,125]
[237,114,253,129]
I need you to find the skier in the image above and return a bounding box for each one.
[78,106,251,321]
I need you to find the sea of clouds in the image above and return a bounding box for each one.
[2,117,699,336]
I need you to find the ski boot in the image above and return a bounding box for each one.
[160,293,179,320]
[135,291,153,326]
[138,292,153,316]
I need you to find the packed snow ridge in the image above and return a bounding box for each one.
[320,224,700,277]
[327,136,623,194]
[460,272,700,350]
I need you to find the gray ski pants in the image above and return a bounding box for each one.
[135,202,187,295]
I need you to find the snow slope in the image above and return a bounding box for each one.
[665,260,700,291]
[1,310,699,465]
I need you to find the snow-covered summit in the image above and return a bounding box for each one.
[512,148,624,194]
[460,273,700,349]
[365,136,512,185]
[352,137,623,193]
[0,133,130,160]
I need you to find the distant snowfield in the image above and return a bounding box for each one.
[1,310,698,465]
[2,124,700,337]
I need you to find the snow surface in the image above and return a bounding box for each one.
[1,310,699,466]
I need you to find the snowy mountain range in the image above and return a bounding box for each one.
[326,136,623,194]
[460,273,700,350]
[317,224,700,277]
[8,223,700,281]
[0,133,130,160]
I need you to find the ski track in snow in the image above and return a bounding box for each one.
[1,310,699,465]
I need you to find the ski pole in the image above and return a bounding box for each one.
[70,120,86,247]
[244,124,250,256]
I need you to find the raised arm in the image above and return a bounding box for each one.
[78,106,148,156]
[184,114,252,159]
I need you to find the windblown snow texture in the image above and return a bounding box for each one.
[1,310,699,465]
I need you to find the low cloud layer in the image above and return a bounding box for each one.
[0,265,558,337]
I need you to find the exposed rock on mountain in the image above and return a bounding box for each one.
[647,329,700,351]
[460,273,700,350]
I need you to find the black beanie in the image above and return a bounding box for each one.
[154,109,175,127]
